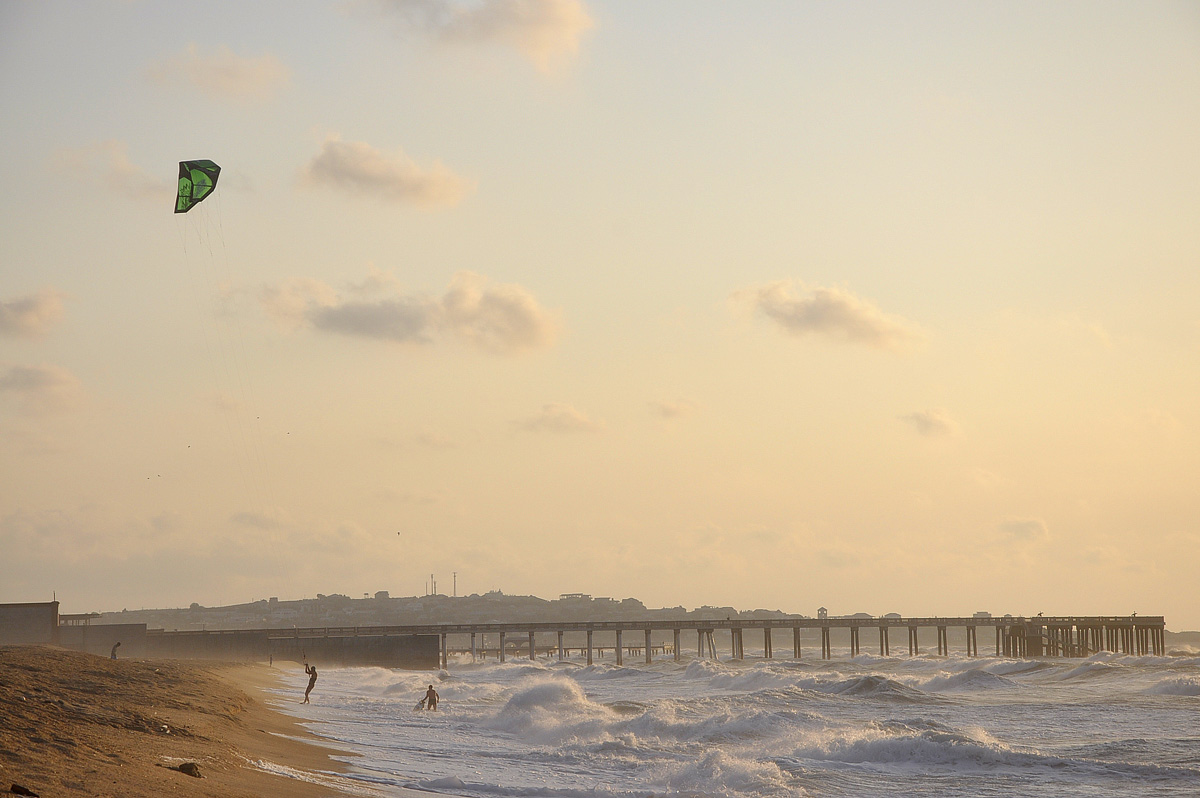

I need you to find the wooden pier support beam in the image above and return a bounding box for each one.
[528,631,536,661]
[764,627,772,659]
[499,631,506,663]
[557,630,565,661]
[821,626,831,660]
[697,629,716,659]
[673,628,681,662]
[849,627,860,657]
[645,628,653,664]
[616,630,624,665]
[471,632,477,663]
[793,626,802,659]
[441,633,448,669]
[909,626,919,656]
[586,629,593,665]
[879,625,889,656]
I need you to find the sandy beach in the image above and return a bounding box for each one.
[0,645,371,798]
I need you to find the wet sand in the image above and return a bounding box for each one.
[0,645,376,797]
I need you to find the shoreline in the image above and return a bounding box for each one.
[0,645,391,797]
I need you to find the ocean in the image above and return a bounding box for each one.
[265,647,1200,797]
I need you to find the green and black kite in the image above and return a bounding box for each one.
[175,159,221,213]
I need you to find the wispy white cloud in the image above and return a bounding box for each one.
[230,510,285,530]
[413,429,456,448]
[1058,315,1113,348]
[997,517,1049,542]
[971,468,1008,490]
[304,136,473,207]
[260,270,558,354]
[734,280,924,352]
[311,297,437,343]
[0,289,65,338]
[371,0,593,71]
[440,271,559,353]
[649,398,699,419]
[0,363,83,414]
[54,140,168,201]
[147,44,291,103]
[517,402,600,433]
[899,408,959,437]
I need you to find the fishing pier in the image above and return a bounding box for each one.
[256,614,1164,669]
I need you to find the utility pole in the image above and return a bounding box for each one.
[453,572,457,597]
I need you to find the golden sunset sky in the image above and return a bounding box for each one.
[1,1,1197,627]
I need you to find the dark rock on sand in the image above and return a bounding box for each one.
[178,762,203,778]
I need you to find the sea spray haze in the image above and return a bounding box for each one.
[273,648,1200,798]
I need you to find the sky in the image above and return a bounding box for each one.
[1,1,1198,629]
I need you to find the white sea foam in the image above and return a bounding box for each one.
[911,668,1019,692]
[1060,661,1119,680]
[244,757,384,796]
[783,722,1024,769]
[658,748,800,796]
[276,652,1200,798]
[484,677,617,743]
[1147,676,1200,696]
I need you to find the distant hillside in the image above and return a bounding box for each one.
[95,591,802,632]
[1166,630,1200,653]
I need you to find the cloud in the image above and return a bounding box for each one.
[899,408,959,437]
[260,270,558,354]
[734,280,924,351]
[1058,315,1113,348]
[230,510,284,530]
[0,364,82,413]
[440,271,559,353]
[303,136,473,207]
[259,277,341,330]
[311,297,438,343]
[54,140,168,201]
[517,402,600,433]
[372,0,593,71]
[997,518,1049,542]
[147,44,290,103]
[817,548,860,569]
[649,398,698,419]
[413,430,455,448]
[0,290,65,338]
[971,468,1008,490]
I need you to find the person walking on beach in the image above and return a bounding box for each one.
[110,642,121,660]
[302,662,318,704]
[424,684,439,711]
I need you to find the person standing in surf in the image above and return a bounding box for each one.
[302,662,318,704]
[424,684,439,710]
